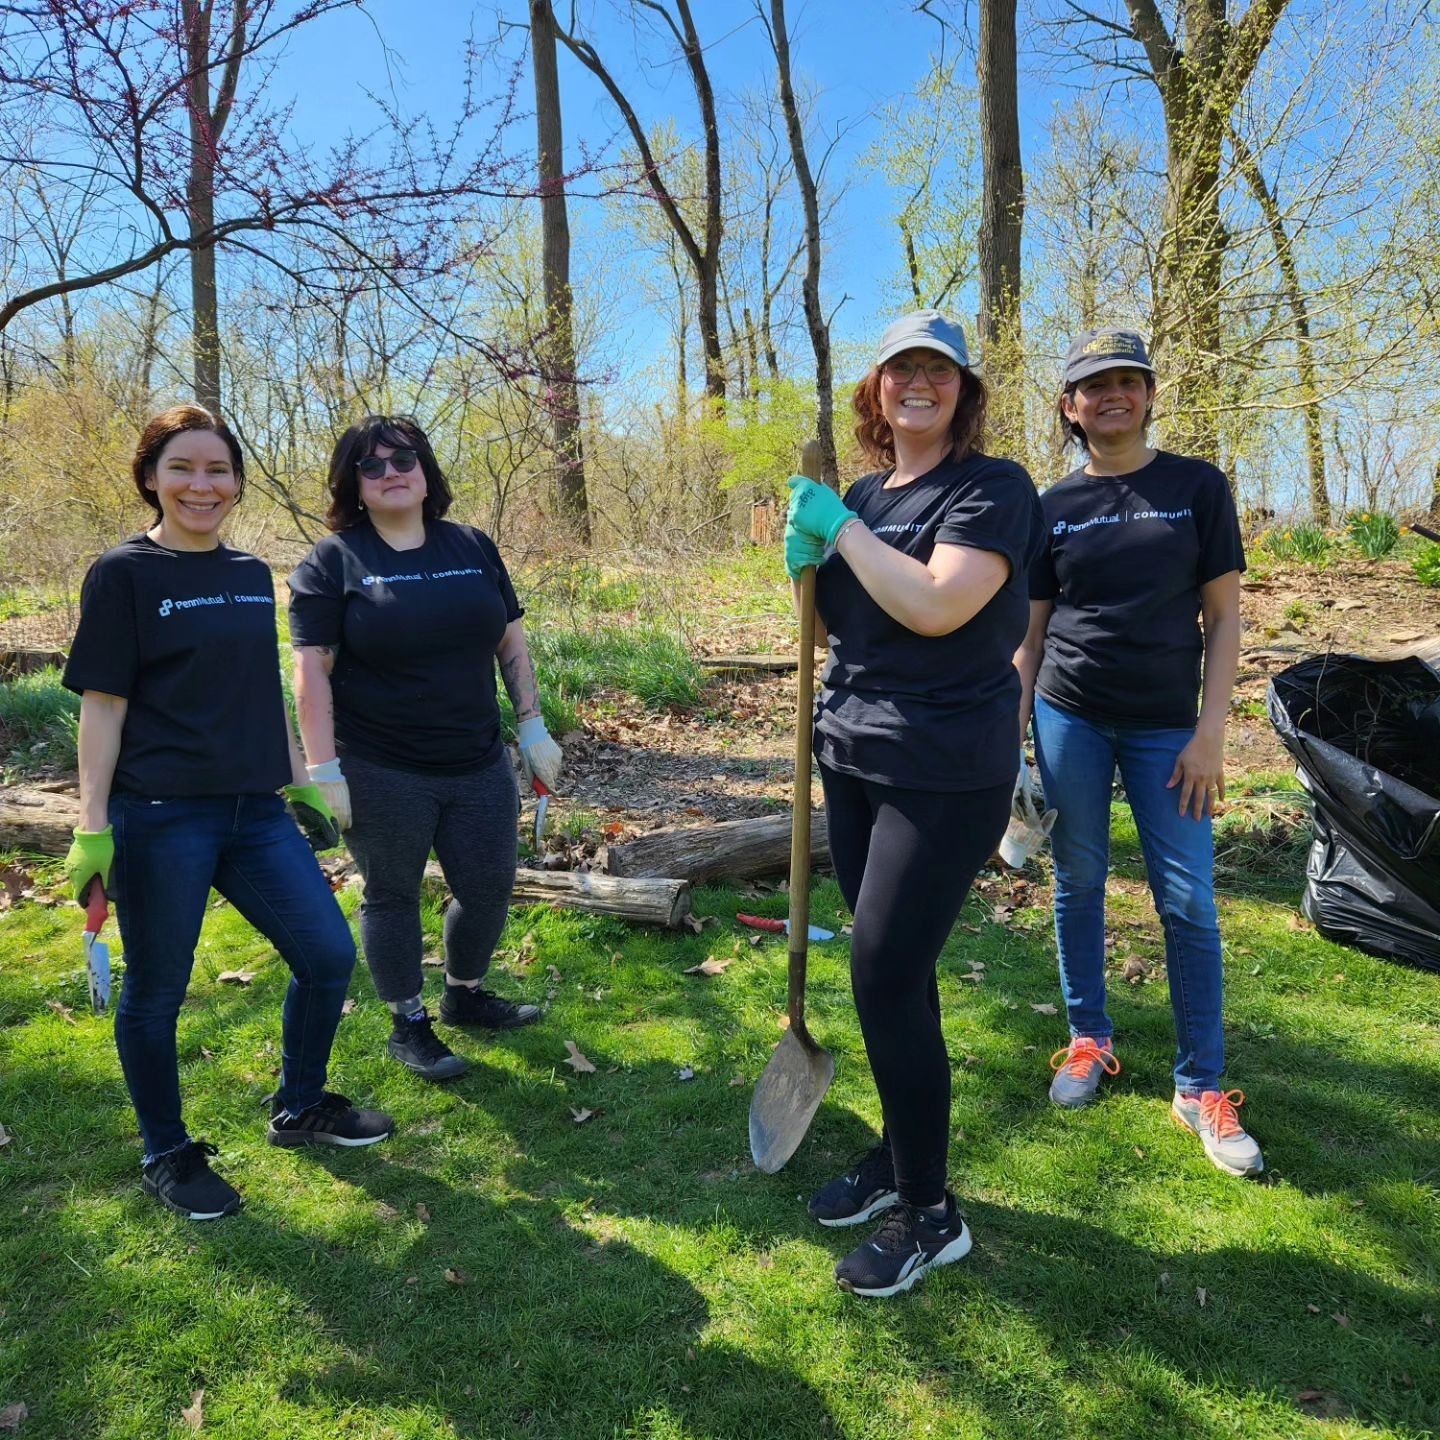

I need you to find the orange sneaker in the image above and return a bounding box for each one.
[1048,1036,1120,1108]
[1171,1088,1264,1177]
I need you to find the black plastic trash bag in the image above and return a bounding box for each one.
[1267,653,1440,972]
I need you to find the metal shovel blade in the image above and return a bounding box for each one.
[749,1027,836,1174]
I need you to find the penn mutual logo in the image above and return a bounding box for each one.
[158,598,173,616]
[158,595,225,616]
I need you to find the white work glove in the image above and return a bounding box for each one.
[998,750,1057,869]
[306,757,353,832]
[516,715,563,790]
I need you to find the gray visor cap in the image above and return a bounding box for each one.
[876,310,970,368]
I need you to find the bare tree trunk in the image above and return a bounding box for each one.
[977,0,1025,451]
[1121,0,1291,467]
[530,0,590,543]
[1230,126,1329,523]
[766,0,837,485]
[182,0,245,414]
[554,2,726,407]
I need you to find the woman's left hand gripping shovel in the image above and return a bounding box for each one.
[83,880,112,1013]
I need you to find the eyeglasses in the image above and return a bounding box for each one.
[356,448,419,480]
[881,357,961,384]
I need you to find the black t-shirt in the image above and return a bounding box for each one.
[1029,451,1245,727]
[62,535,291,797]
[287,519,523,775]
[813,452,1043,791]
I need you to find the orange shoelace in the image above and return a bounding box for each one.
[1198,1088,1247,1138]
[1049,1037,1121,1078]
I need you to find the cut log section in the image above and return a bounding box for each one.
[425,861,690,928]
[602,810,830,884]
[0,785,79,851]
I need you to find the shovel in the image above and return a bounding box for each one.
[749,439,835,1173]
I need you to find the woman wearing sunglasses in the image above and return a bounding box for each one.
[61,405,393,1221]
[287,416,561,1082]
[783,311,1043,1296]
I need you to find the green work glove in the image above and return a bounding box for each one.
[283,783,342,852]
[64,826,114,904]
[784,476,852,580]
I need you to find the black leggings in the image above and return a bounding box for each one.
[820,763,1012,1206]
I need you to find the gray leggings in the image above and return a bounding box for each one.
[343,749,519,1005]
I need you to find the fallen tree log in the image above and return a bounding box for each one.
[0,646,68,679]
[426,861,691,928]
[601,810,830,884]
[0,785,79,852]
[2,786,693,927]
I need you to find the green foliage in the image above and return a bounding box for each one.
[0,667,79,775]
[700,377,818,498]
[523,625,702,712]
[1410,542,1440,587]
[1281,599,1311,627]
[1262,522,1331,564]
[1345,510,1400,558]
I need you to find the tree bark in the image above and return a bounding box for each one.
[602,812,830,884]
[1121,0,1291,465]
[977,0,1025,450]
[530,0,591,543]
[766,0,837,485]
[183,0,245,413]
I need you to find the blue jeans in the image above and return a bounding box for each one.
[1032,693,1225,1095]
[108,792,356,1160]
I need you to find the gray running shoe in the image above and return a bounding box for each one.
[1171,1088,1264,1178]
[1048,1036,1119,1108]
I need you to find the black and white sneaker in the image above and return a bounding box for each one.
[439,984,540,1030]
[267,1092,395,1148]
[141,1140,243,1220]
[834,1193,973,1298]
[807,1140,899,1227]
[388,1011,469,1081]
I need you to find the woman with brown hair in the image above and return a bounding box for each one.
[288,415,561,1083]
[783,311,1043,1296]
[62,405,392,1221]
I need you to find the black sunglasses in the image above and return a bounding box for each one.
[356,448,419,481]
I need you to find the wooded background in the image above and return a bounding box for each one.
[2,0,1437,594]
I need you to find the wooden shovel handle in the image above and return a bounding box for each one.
[788,438,823,1047]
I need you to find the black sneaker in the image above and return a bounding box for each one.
[267,1092,395,1148]
[439,984,540,1030]
[834,1193,973,1298]
[141,1140,243,1221]
[807,1140,899,1227]
[388,1011,469,1081]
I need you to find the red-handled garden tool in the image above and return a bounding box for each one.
[736,913,836,943]
[531,777,551,849]
[83,880,112,1014]
[748,438,835,1174]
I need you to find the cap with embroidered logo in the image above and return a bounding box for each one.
[1063,328,1154,385]
[876,310,970,369]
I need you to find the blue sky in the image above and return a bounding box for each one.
[264,0,1079,354]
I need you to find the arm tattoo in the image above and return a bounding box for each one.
[501,650,541,722]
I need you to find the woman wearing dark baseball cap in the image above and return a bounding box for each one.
[1014,327,1262,1178]
[783,309,1044,1295]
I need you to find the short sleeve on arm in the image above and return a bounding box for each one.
[934,461,1040,578]
[1028,538,1059,602]
[63,553,140,698]
[476,530,524,623]
[1196,467,1246,585]
[287,548,346,648]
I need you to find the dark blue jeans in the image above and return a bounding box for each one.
[1033,693,1225,1095]
[108,792,356,1160]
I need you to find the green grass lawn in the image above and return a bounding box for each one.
[1,819,1437,1440]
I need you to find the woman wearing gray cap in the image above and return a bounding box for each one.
[784,309,1043,1296]
[1013,328,1262,1178]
